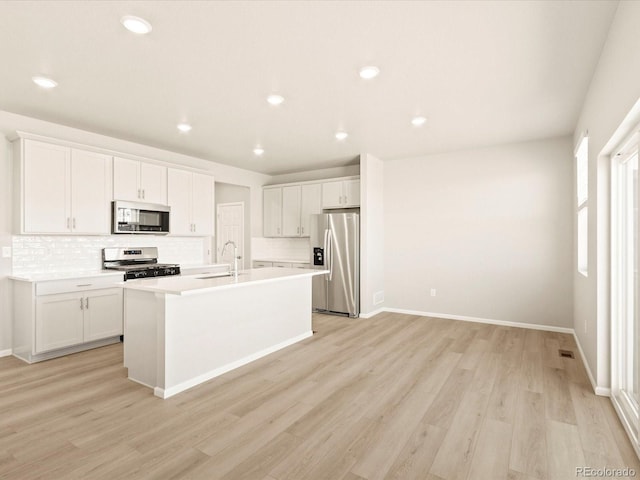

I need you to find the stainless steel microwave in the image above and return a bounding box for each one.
[112,201,170,234]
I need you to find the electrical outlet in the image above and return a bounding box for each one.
[430,288,436,297]
[1,246,11,258]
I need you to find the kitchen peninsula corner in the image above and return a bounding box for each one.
[122,267,328,399]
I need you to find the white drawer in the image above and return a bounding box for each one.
[253,261,273,268]
[272,262,292,268]
[36,275,124,296]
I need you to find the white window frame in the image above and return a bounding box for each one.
[611,126,640,454]
[576,134,589,276]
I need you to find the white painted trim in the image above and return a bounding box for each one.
[0,349,12,358]
[381,307,574,333]
[611,393,640,459]
[359,308,385,319]
[573,331,610,397]
[154,330,313,399]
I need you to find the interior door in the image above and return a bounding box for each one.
[217,202,244,269]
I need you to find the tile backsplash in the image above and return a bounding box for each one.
[251,236,310,261]
[12,235,207,276]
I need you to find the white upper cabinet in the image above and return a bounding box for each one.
[167,168,215,236]
[282,186,301,237]
[113,157,167,205]
[263,183,322,237]
[300,184,322,236]
[70,149,111,234]
[23,141,70,234]
[322,179,360,209]
[263,187,282,237]
[21,140,111,235]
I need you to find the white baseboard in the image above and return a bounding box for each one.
[0,349,12,358]
[572,331,610,397]
[380,307,574,334]
[359,308,386,319]
[154,330,314,399]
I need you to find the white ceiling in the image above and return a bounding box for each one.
[0,1,618,175]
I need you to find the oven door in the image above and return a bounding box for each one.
[113,201,170,234]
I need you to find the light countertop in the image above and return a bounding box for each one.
[253,258,310,264]
[10,270,125,282]
[122,267,328,296]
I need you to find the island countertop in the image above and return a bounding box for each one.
[121,267,328,296]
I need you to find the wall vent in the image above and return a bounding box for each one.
[373,291,385,305]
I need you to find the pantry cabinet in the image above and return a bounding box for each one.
[19,139,111,235]
[113,157,167,205]
[168,168,215,236]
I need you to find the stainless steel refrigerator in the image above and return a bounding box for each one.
[309,213,359,317]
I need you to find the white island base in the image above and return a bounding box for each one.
[123,268,325,399]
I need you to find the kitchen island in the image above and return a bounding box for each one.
[122,267,327,399]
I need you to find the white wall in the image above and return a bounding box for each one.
[384,137,573,328]
[0,135,12,353]
[360,153,385,316]
[573,1,640,390]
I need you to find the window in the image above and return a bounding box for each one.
[576,135,588,276]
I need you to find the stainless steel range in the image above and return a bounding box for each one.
[102,247,180,280]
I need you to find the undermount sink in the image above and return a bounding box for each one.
[196,273,244,279]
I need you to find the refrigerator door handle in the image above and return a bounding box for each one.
[327,229,333,281]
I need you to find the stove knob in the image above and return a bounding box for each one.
[153,270,160,276]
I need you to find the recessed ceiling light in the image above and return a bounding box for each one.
[267,94,284,106]
[121,15,152,34]
[253,146,264,156]
[335,131,348,141]
[359,66,380,80]
[411,116,427,127]
[32,76,57,89]
[177,123,192,133]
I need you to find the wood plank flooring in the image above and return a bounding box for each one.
[0,312,638,479]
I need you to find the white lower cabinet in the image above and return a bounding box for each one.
[36,288,123,353]
[13,276,124,363]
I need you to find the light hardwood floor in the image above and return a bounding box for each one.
[0,312,638,479]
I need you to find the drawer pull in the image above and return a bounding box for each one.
[76,284,92,287]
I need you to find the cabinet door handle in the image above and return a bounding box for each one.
[67,218,71,229]
[297,227,300,234]
[137,189,141,199]
[301,227,304,234]
[193,223,196,232]
[142,189,145,199]
[72,218,76,229]
[85,298,89,309]
[80,298,84,310]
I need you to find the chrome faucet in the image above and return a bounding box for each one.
[221,240,240,278]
